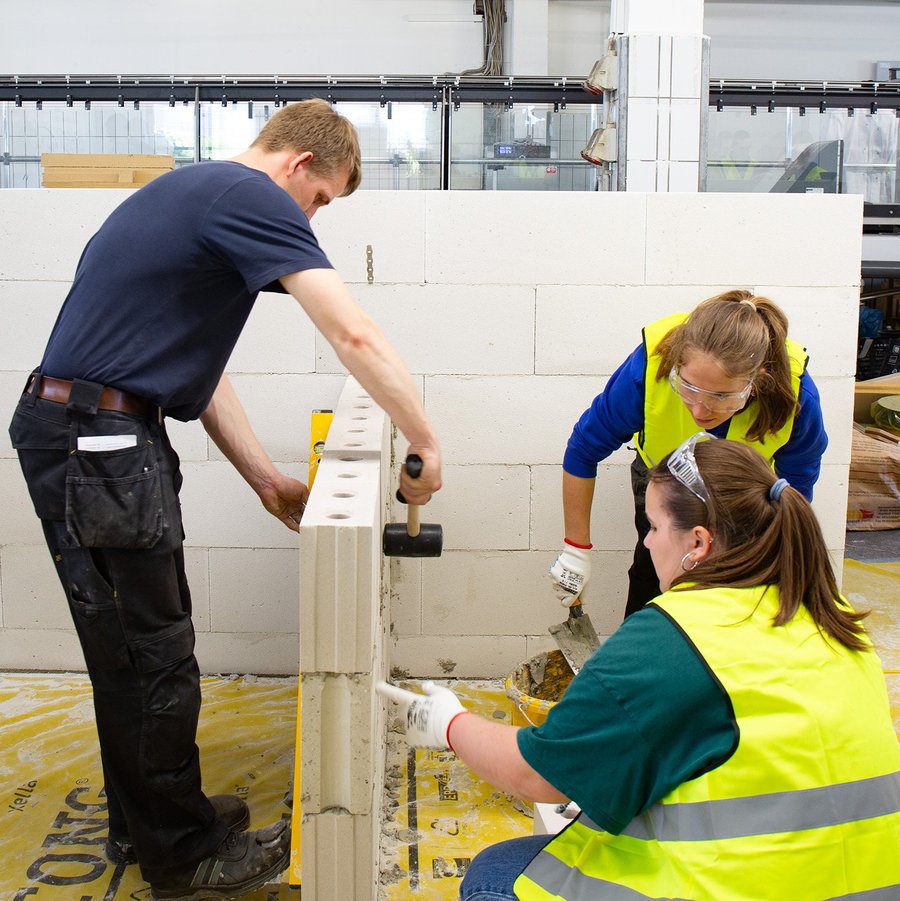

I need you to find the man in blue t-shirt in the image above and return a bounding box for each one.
[9,99,442,900]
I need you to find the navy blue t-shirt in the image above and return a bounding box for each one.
[40,161,332,421]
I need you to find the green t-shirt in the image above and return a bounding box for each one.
[517,605,738,834]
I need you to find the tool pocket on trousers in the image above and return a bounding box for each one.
[66,444,163,549]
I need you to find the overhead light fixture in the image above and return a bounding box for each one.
[580,126,617,165]
[582,55,617,96]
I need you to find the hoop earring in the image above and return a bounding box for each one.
[681,552,699,572]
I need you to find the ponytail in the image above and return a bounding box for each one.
[656,290,799,441]
[653,440,869,651]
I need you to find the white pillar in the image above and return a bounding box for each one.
[505,0,549,76]
[609,0,708,191]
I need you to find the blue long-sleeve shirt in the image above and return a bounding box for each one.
[563,345,828,500]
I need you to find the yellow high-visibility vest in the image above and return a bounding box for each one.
[634,312,806,467]
[515,585,900,900]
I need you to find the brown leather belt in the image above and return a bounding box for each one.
[30,374,160,421]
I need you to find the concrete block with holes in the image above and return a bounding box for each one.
[293,377,391,898]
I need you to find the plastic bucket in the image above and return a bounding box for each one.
[505,649,574,728]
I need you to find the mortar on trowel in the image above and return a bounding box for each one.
[505,649,574,728]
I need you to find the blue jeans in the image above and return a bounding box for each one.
[459,835,553,900]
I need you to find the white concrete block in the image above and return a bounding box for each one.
[625,97,661,160]
[0,460,44,546]
[812,463,849,555]
[754,285,859,377]
[670,34,705,99]
[0,544,62,629]
[424,193,647,286]
[311,190,426,284]
[301,672,383,815]
[320,376,390,461]
[669,99,702,161]
[0,189,130,281]
[658,35,673,97]
[316,284,537,376]
[426,376,602,465]
[0,372,32,458]
[193,631,299,675]
[646,194,864,287]
[0,281,69,369]
[301,810,375,901]
[388,557,422,637]
[0,628,84,671]
[655,161,671,192]
[531,462,636,553]
[184,547,211,633]
[180,461,302,549]
[163,417,211,464]
[667,161,701,192]
[624,160,658,193]
[208,548,299,634]
[299,455,382,673]
[411,464,530,551]
[627,34,662,98]
[209,373,346,466]
[656,102,672,162]
[422,550,585,638]
[392,634,528,679]
[816,377,855,467]
[226,290,317,375]
[536,284,729,375]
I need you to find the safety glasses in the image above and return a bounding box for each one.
[667,432,717,503]
[668,368,753,413]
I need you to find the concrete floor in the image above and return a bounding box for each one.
[1,531,897,900]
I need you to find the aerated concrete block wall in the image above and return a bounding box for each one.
[0,189,862,679]
[296,376,390,899]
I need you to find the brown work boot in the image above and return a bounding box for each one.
[105,794,251,866]
[149,817,290,900]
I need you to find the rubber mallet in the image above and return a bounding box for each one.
[382,454,443,557]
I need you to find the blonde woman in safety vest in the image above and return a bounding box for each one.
[548,289,827,621]
[378,436,900,901]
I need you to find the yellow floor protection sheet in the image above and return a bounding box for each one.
[0,673,299,901]
[379,681,533,900]
[843,559,900,733]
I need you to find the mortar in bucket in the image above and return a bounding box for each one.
[505,649,575,728]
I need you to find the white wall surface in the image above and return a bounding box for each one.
[0,0,896,82]
[0,187,862,677]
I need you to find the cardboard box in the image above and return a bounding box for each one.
[853,372,900,424]
[40,153,174,189]
[846,426,900,530]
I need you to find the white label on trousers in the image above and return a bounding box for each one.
[77,435,138,451]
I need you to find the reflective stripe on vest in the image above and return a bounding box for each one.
[633,312,807,467]
[514,586,900,900]
[570,770,899,841]
[520,847,900,901]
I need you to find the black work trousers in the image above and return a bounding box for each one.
[624,454,661,618]
[9,379,226,884]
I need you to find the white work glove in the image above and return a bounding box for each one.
[549,541,592,606]
[376,680,468,750]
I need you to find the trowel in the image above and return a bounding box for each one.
[548,599,600,675]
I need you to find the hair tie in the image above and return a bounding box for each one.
[740,298,757,310]
[769,478,789,501]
